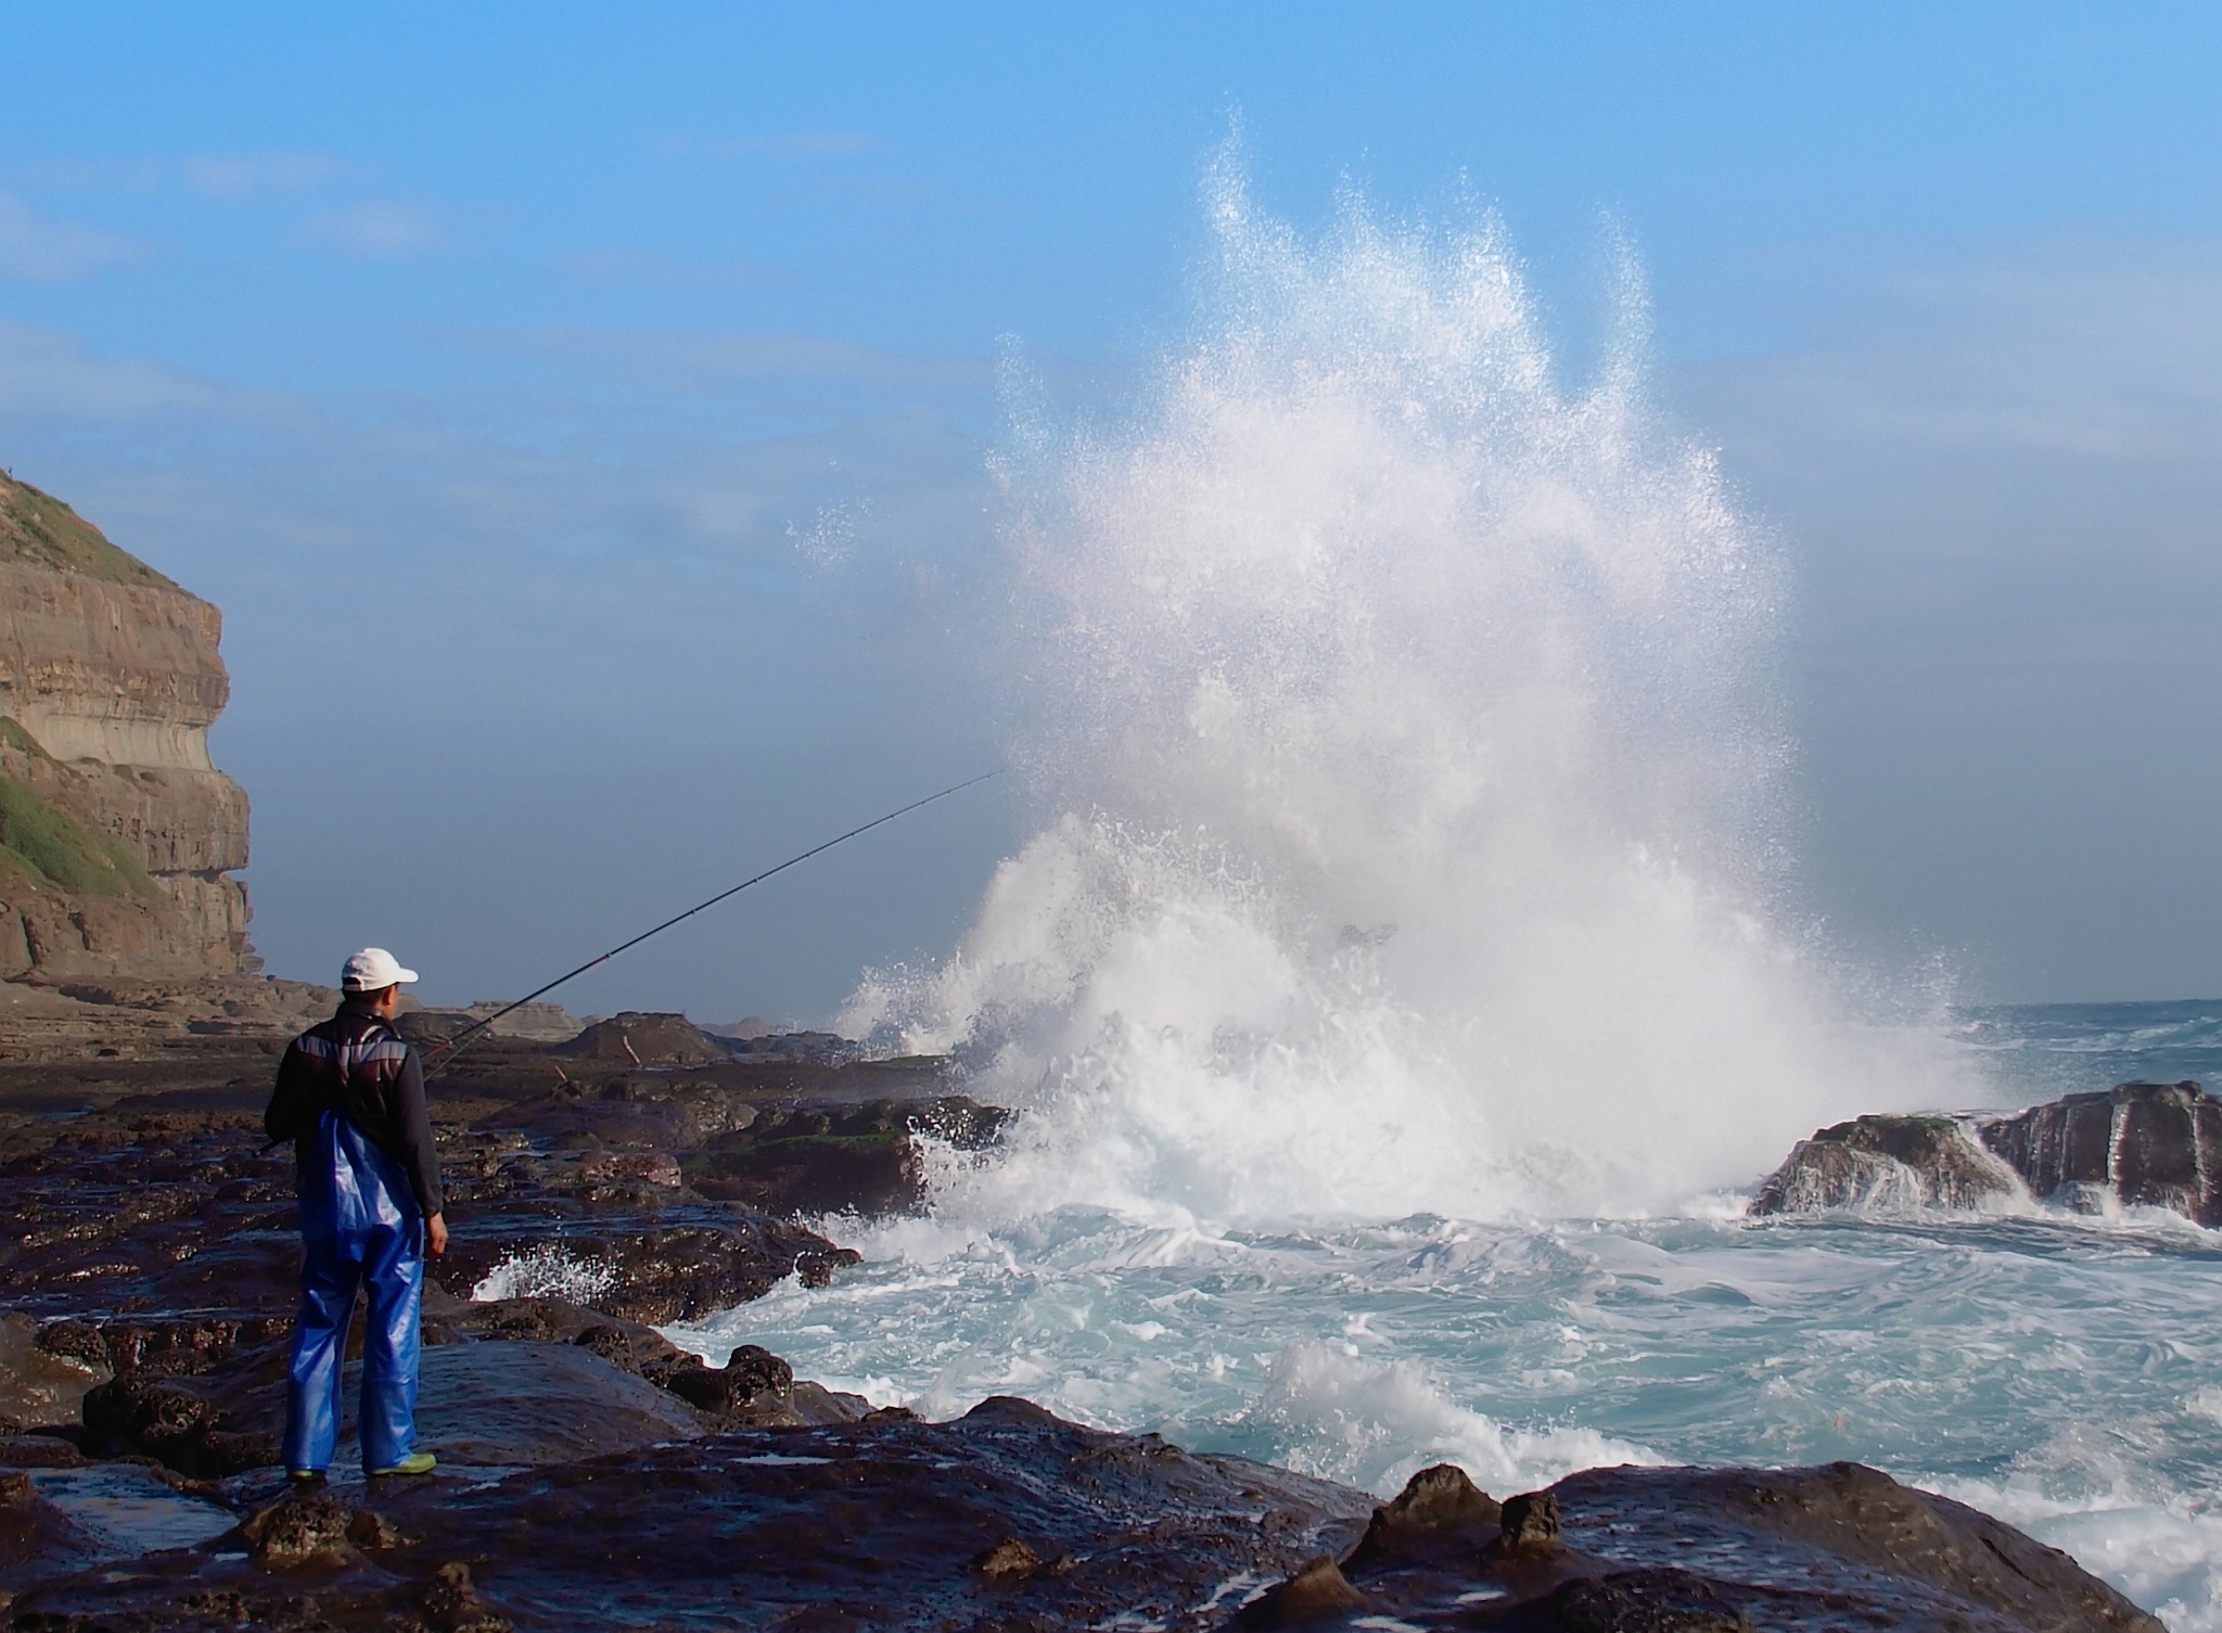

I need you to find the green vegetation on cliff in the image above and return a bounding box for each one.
[0,469,178,590]
[0,771,154,897]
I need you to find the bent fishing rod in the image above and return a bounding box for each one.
[422,768,1003,1076]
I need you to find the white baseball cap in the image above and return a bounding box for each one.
[341,947,420,991]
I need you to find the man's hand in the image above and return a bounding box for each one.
[426,1212,449,1257]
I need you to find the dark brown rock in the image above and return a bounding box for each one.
[1550,1461,2162,1633]
[1498,1567,1752,1631]
[80,1371,279,1477]
[237,1491,361,1569]
[1750,1114,2026,1215]
[420,1560,513,1633]
[1238,1554,1370,1626]
[660,1343,793,1415]
[974,1535,1043,1581]
[556,1012,729,1065]
[1752,1082,2222,1228]
[0,1312,108,1429]
[687,1096,1007,1215]
[1981,1080,2222,1223]
[4,1431,2165,1633]
[435,1209,846,1325]
[1342,1461,1500,1570]
[1496,1489,1563,1552]
[0,1468,100,1581]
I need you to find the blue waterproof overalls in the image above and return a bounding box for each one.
[282,1105,426,1474]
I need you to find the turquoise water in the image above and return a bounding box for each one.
[1959,999,2222,1107]
[673,1002,2222,1631]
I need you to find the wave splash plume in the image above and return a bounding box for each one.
[847,158,1958,1223]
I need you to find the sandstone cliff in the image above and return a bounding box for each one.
[0,470,255,981]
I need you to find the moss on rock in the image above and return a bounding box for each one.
[0,470,177,589]
[0,771,154,897]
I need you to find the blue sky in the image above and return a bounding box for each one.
[3,2,2219,1012]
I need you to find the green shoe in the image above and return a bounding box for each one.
[285,1468,326,1486]
[366,1451,436,1477]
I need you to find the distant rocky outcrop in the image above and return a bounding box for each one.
[0,470,255,982]
[1752,1081,2222,1226]
[556,1011,732,1065]
[1750,1114,2027,1216]
[1983,1080,2222,1225]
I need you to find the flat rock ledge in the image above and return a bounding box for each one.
[1,1410,2157,1632]
[1752,1079,2222,1223]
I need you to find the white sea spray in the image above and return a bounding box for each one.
[843,153,1971,1225]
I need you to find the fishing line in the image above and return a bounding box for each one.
[422,768,1003,1075]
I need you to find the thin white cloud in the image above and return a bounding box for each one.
[464,327,990,392]
[182,151,343,200]
[298,200,447,257]
[1684,237,2222,465]
[0,194,143,282]
[5,158,165,191]
[0,322,216,417]
[649,130,877,160]
[559,249,791,290]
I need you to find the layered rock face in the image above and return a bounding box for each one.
[1983,1080,2222,1225]
[1752,1081,2222,1225]
[0,471,254,980]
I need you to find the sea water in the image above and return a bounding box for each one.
[676,1010,2222,1632]
[676,160,2222,1625]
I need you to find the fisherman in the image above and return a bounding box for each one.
[264,947,448,1482]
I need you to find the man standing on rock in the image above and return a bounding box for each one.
[265,947,448,1482]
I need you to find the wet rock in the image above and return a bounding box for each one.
[687,1096,1008,1215]
[389,1343,711,1466]
[0,1434,87,1468]
[1309,1458,2159,1632]
[795,1247,856,1287]
[4,1430,2162,1633]
[1981,1080,2222,1223]
[445,1295,650,1349]
[647,1342,867,1428]
[420,1560,514,1633]
[1548,1461,2162,1633]
[81,1329,711,1477]
[0,1469,100,1581]
[471,1073,758,1153]
[1498,1567,1752,1631]
[1495,1489,1563,1553]
[1342,1462,1500,1570]
[437,1207,851,1324]
[93,1314,291,1378]
[236,1491,362,1568]
[80,1371,278,1478]
[660,1342,792,1414]
[1238,1554,1369,1626]
[1751,1083,2222,1227]
[556,1012,730,1066]
[10,1399,1372,1629]
[0,1312,108,1430]
[974,1535,1044,1581]
[1750,1114,2027,1215]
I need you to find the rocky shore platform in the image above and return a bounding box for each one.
[0,999,2163,1630]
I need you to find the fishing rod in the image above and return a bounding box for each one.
[422,768,1003,1076]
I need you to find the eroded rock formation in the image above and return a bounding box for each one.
[1750,1113,2028,1216]
[0,470,254,981]
[1752,1081,2222,1225]
[1981,1079,2222,1223]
